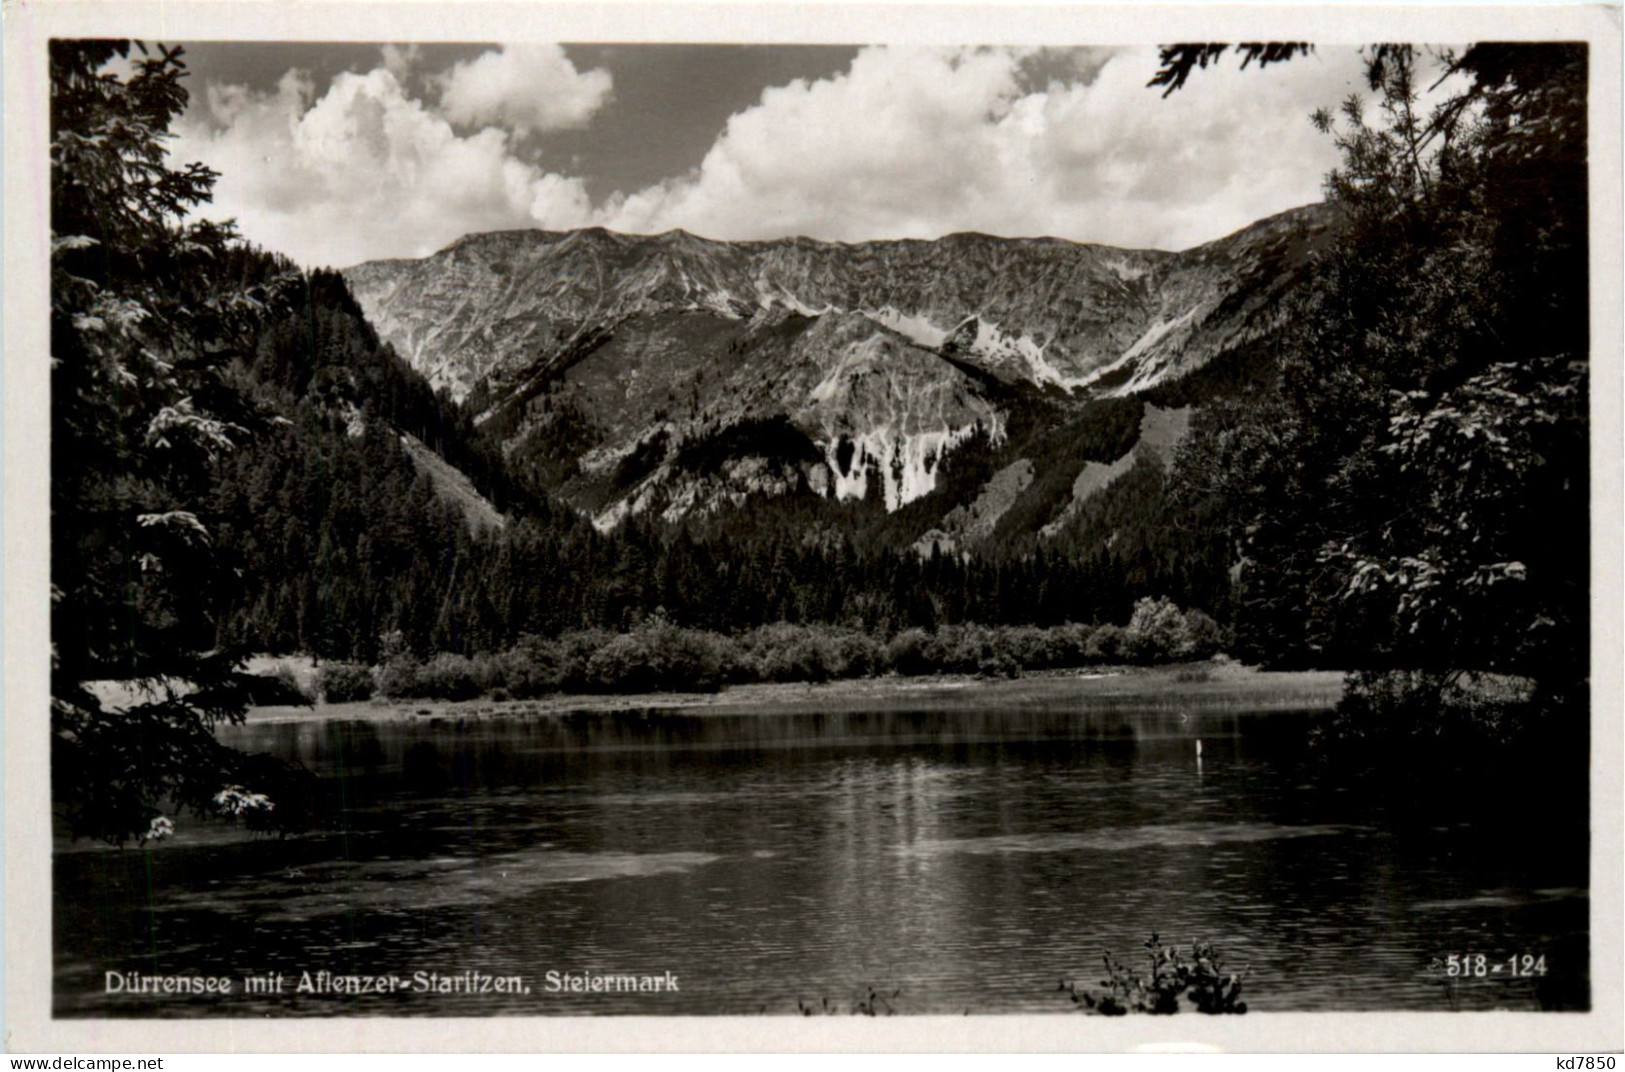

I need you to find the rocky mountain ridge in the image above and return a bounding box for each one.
[342,203,1332,532]
[348,203,1329,400]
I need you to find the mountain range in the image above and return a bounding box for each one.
[343,202,1333,543]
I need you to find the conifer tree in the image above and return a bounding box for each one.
[50,41,299,843]
[1169,44,1589,717]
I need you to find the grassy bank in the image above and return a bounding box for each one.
[256,602,1235,706]
[239,662,1347,724]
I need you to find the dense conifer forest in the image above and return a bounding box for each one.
[198,257,1235,663]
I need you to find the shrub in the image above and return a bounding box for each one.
[1121,597,1226,663]
[377,653,481,701]
[1125,596,1189,663]
[484,634,568,698]
[1061,936,1247,1015]
[831,629,885,679]
[999,625,1063,670]
[317,662,374,703]
[554,629,617,692]
[239,663,312,706]
[940,623,996,673]
[271,661,316,704]
[585,634,643,690]
[377,655,420,700]
[1332,668,1453,741]
[885,628,933,676]
[1052,622,1098,666]
[742,623,842,683]
[1325,668,1543,750]
[977,651,1022,679]
[795,987,902,1016]
[659,625,737,692]
[1084,623,1126,663]
[1182,609,1225,660]
[584,620,735,693]
[422,653,482,701]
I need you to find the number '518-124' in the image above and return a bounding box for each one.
[1445,953,1548,977]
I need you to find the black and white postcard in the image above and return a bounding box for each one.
[4,0,1620,1054]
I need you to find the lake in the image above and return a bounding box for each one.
[53,698,1590,1016]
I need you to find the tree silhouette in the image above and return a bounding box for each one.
[50,41,301,843]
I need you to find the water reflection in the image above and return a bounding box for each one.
[54,706,1588,1016]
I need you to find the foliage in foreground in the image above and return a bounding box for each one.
[49,40,307,844]
[1167,44,1588,740]
[1061,935,1248,1015]
[794,989,902,1016]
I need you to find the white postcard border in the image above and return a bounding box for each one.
[4,0,1620,1054]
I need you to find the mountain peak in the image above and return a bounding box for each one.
[402,203,1332,271]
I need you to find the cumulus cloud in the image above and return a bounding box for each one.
[171,44,1383,267]
[599,45,1370,250]
[380,43,421,85]
[437,44,613,137]
[173,65,595,267]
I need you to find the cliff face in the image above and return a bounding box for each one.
[343,203,1331,527]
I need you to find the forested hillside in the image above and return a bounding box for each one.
[206,257,1241,662]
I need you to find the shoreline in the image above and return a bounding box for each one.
[236,662,1347,725]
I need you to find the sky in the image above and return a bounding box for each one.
[163,42,1376,268]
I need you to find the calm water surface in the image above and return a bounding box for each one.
[54,703,1589,1016]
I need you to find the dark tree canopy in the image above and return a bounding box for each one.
[50,40,304,843]
[1167,42,1589,738]
[1148,43,1314,96]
